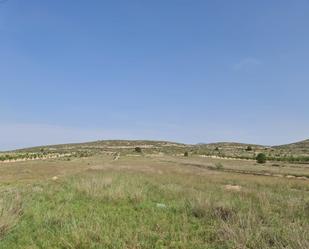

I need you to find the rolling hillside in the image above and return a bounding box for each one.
[1,139,309,163]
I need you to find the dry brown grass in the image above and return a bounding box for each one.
[0,189,22,239]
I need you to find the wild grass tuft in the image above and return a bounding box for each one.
[0,189,22,239]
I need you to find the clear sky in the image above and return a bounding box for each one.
[1,0,308,150]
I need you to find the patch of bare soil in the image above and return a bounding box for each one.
[224,184,242,191]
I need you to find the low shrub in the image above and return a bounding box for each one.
[135,147,142,153]
[256,153,267,164]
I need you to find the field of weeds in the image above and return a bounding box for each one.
[0,154,308,248]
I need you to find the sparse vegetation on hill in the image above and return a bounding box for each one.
[7,139,309,164]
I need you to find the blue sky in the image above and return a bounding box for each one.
[1,0,309,150]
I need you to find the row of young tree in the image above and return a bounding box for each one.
[184,150,267,164]
[0,153,45,161]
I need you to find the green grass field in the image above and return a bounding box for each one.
[0,150,308,249]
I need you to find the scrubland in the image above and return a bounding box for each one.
[0,151,308,248]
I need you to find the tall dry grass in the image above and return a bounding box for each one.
[0,189,22,239]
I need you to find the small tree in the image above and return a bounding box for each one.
[135,147,142,153]
[184,151,189,157]
[256,153,266,164]
[246,146,252,151]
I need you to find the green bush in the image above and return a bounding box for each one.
[184,152,189,157]
[135,147,142,153]
[246,146,253,151]
[256,153,267,164]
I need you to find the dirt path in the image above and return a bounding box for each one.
[159,158,309,181]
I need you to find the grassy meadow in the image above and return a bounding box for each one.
[0,143,308,248]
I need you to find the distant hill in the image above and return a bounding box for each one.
[273,139,309,149]
[13,140,188,154]
[2,138,309,163]
[271,139,309,158]
[9,139,309,153]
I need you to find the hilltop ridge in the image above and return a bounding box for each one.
[9,138,309,153]
[0,138,307,164]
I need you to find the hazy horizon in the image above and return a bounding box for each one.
[1,1,308,150]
